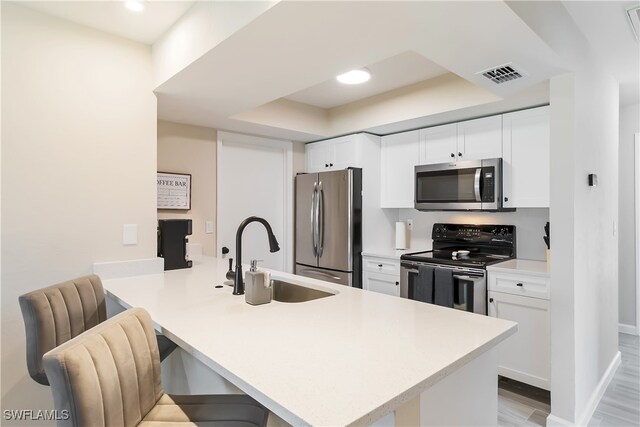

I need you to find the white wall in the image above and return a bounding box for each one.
[152,1,277,86]
[548,68,619,425]
[157,121,217,256]
[618,103,639,330]
[398,209,549,260]
[1,4,157,422]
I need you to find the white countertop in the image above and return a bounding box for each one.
[487,259,550,277]
[362,246,431,260]
[103,257,516,426]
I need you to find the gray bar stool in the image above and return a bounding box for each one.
[19,274,177,385]
[43,307,268,427]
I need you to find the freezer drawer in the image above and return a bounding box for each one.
[295,264,351,287]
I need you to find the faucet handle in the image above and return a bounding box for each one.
[250,259,264,272]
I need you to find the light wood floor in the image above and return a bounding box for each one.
[498,333,640,427]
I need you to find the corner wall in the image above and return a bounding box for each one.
[618,103,639,332]
[548,67,619,425]
[157,121,217,256]
[1,4,157,421]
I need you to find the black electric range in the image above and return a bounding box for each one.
[399,224,516,315]
[400,223,516,269]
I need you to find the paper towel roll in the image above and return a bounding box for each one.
[395,222,407,250]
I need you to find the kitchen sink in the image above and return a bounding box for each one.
[271,279,335,303]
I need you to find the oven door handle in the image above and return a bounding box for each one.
[453,274,484,281]
[474,168,482,202]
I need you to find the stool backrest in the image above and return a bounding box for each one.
[43,307,163,427]
[19,275,106,385]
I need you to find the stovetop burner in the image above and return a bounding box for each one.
[400,223,516,269]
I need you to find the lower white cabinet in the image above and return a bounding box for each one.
[487,261,550,390]
[363,271,400,297]
[488,291,550,390]
[362,255,400,297]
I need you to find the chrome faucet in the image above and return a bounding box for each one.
[233,216,280,295]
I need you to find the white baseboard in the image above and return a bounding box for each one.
[547,351,621,427]
[93,257,164,280]
[619,323,638,336]
[546,413,574,427]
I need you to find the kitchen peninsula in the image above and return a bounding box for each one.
[103,257,517,426]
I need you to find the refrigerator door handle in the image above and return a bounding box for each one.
[311,182,318,257]
[318,182,325,258]
[298,267,341,281]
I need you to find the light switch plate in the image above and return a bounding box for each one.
[123,224,137,245]
[206,221,214,234]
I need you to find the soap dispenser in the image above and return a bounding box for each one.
[245,259,272,305]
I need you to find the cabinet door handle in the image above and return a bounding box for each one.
[395,281,399,286]
[378,264,383,268]
[325,163,329,167]
[489,298,494,303]
[516,283,523,287]
[450,153,455,158]
[458,152,462,157]
[504,197,509,202]
[329,163,333,167]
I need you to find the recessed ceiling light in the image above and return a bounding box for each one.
[125,1,144,12]
[336,69,371,85]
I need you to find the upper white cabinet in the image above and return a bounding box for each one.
[380,130,420,208]
[419,123,457,164]
[456,115,503,161]
[306,135,359,173]
[502,106,550,208]
[419,116,502,165]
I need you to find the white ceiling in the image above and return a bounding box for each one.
[154,1,564,141]
[563,1,640,106]
[17,1,639,140]
[18,0,194,44]
[285,51,449,109]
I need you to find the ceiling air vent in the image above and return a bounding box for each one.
[478,64,526,85]
[627,5,640,41]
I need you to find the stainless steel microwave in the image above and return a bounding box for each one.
[415,158,509,211]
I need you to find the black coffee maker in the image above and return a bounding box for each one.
[157,219,193,270]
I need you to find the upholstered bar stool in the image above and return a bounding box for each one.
[43,307,269,427]
[19,275,177,385]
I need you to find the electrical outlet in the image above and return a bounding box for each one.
[206,220,214,234]
[407,219,414,230]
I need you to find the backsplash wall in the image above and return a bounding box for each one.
[398,208,550,261]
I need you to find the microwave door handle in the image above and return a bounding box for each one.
[474,168,482,202]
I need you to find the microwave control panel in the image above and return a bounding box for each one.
[481,167,495,202]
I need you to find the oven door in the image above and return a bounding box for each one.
[400,262,487,314]
[414,159,501,211]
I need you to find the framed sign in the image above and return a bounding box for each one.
[157,172,191,210]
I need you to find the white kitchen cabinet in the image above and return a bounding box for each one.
[456,115,503,161]
[419,116,501,165]
[488,291,550,390]
[419,123,458,164]
[305,135,359,173]
[502,106,550,208]
[362,255,400,297]
[380,130,420,208]
[487,260,550,390]
[363,271,400,297]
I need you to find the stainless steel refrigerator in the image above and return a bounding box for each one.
[295,168,362,288]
